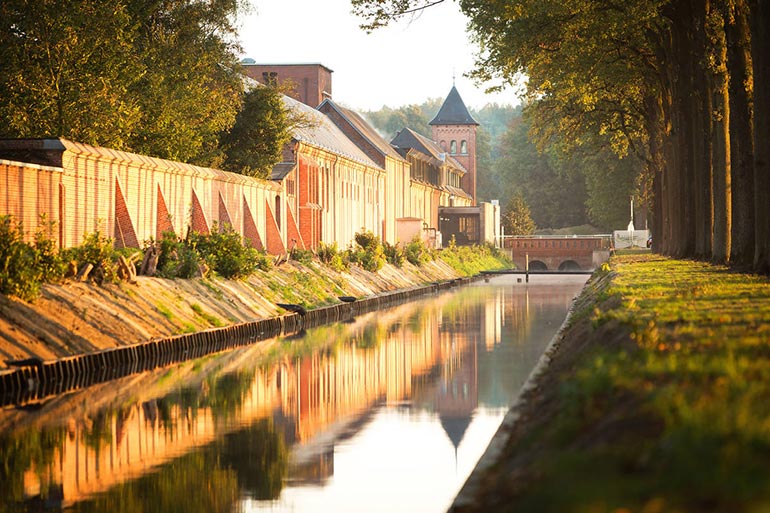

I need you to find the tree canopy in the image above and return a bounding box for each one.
[354,0,770,272]
[0,0,248,166]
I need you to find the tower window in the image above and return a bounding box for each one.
[450,140,457,154]
[460,140,468,154]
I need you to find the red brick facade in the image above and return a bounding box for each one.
[432,124,478,203]
[242,64,332,108]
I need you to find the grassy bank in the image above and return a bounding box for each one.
[461,254,770,513]
[0,241,510,369]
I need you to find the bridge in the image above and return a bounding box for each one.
[502,235,612,271]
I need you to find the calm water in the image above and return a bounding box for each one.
[0,275,587,513]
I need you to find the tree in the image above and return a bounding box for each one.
[0,0,248,165]
[503,193,536,235]
[220,83,315,179]
[0,0,143,148]
[126,0,246,165]
[353,0,770,272]
[494,116,588,229]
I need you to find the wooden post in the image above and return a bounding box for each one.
[526,253,529,283]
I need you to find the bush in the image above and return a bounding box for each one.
[64,230,119,282]
[0,216,42,300]
[290,248,314,265]
[383,241,405,267]
[317,241,348,272]
[193,224,266,279]
[153,231,203,279]
[348,230,385,272]
[404,236,432,266]
[317,241,338,264]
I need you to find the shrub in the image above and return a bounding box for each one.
[317,241,338,264]
[383,241,405,267]
[0,216,42,300]
[404,236,432,266]
[348,230,385,272]
[65,230,119,282]
[192,224,270,279]
[290,248,314,265]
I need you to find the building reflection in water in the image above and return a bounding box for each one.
[0,276,586,512]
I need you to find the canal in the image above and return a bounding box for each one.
[0,275,587,513]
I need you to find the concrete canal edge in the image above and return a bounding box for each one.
[0,275,478,407]
[447,273,594,512]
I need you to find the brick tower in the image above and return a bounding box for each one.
[429,86,479,204]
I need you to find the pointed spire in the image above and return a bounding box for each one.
[429,86,479,126]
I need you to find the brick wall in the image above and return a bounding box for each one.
[0,139,281,252]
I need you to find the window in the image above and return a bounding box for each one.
[274,195,281,226]
[460,140,468,154]
[440,140,447,151]
[450,140,457,154]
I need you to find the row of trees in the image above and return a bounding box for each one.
[364,95,638,233]
[0,0,298,179]
[353,0,769,271]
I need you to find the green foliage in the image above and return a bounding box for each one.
[494,115,589,229]
[317,241,349,272]
[348,230,386,272]
[0,1,142,146]
[0,0,246,164]
[155,225,271,280]
[66,230,119,282]
[289,248,314,265]
[383,241,406,267]
[220,83,296,178]
[155,231,203,279]
[503,193,536,235]
[404,236,433,266]
[194,224,267,280]
[0,216,45,300]
[438,243,512,276]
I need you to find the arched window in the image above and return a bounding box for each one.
[440,140,447,151]
[460,140,468,154]
[450,140,457,154]
[274,195,281,227]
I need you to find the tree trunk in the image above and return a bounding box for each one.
[692,0,713,259]
[749,0,770,273]
[725,1,755,268]
[671,0,696,258]
[709,4,731,263]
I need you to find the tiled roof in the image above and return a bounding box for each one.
[429,86,479,126]
[391,128,467,173]
[318,100,407,162]
[284,95,382,169]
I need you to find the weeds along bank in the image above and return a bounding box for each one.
[0,217,511,370]
[453,254,770,513]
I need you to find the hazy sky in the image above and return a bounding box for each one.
[238,0,519,112]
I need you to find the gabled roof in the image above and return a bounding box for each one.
[283,95,381,170]
[391,128,466,173]
[318,99,407,164]
[429,86,479,126]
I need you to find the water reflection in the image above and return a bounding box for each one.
[0,276,586,513]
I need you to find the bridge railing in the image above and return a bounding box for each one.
[501,234,613,249]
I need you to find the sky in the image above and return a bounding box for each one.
[237,0,520,112]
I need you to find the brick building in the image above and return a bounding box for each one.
[0,64,498,254]
[430,86,479,204]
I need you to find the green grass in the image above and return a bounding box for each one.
[190,303,224,327]
[500,254,770,513]
[437,244,512,276]
[156,303,174,321]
